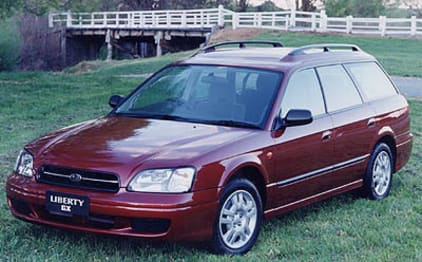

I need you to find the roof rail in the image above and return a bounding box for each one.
[288,44,361,56]
[196,40,284,55]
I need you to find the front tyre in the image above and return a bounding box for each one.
[211,179,263,255]
[363,143,394,200]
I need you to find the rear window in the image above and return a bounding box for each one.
[345,62,397,101]
[316,65,363,112]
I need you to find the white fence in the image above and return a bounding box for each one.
[49,5,422,37]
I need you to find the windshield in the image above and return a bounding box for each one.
[115,65,283,129]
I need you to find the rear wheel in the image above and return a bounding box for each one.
[211,178,263,254]
[363,143,393,200]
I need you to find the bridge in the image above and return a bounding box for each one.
[48,6,225,63]
[47,5,422,68]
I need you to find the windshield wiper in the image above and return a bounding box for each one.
[116,112,192,122]
[114,113,260,129]
[201,120,261,129]
[147,114,191,122]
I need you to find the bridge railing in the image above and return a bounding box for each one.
[49,6,422,37]
[48,8,221,29]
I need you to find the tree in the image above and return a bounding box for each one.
[400,0,422,18]
[0,0,24,18]
[237,0,249,12]
[324,0,385,17]
[299,0,317,11]
[254,0,282,12]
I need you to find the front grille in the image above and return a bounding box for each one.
[37,165,120,192]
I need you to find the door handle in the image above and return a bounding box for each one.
[321,130,333,141]
[367,118,376,128]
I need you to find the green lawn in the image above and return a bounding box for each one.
[1,32,421,261]
[256,32,422,77]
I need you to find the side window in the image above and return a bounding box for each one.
[345,62,397,101]
[316,65,362,112]
[281,69,325,117]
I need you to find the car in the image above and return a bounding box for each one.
[6,40,413,254]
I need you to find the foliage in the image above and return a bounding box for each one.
[324,0,386,17]
[250,0,283,12]
[1,33,422,261]
[301,0,317,11]
[0,0,24,19]
[0,18,21,71]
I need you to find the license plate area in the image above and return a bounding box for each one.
[46,191,89,217]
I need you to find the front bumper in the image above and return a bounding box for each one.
[6,174,219,241]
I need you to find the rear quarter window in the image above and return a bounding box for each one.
[345,62,398,101]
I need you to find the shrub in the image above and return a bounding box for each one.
[325,0,385,17]
[0,17,21,71]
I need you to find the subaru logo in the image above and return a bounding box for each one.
[69,173,82,183]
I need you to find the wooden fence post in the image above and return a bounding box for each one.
[379,16,386,37]
[311,14,316,31]
[140,13,144,27]
[48,13,54,27]
[320,10,327,32]
[289,8,296,28]
[346,16,353,34]
[182,11,187,27]
[66,11,72,27]
[232,12,238,29]
[218,5,224,27]
[200,10,204,26]
[411,16,416,36]
[166,11,171,26]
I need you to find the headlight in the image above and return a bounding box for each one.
[127,167,195,193]
[14,150,35,177]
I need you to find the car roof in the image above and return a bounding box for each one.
[178,41,376,72]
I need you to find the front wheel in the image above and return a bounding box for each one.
[363,143,394,200]
[211,178,263,255]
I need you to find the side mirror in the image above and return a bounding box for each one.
[284,109,313,127]
[109,95,124,108]
[274,109,313,130]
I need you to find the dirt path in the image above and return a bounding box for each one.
[392,76,422,98]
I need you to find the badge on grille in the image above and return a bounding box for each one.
[69,173,82,183]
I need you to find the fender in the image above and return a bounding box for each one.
[217,151,271,188]
[368,125,395,152]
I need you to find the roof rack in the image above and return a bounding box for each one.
[288,44,361,56]
[196,40,284,55]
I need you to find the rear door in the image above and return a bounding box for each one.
[316,64,374,186]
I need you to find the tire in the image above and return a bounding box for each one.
[211,178,263,255]
[363,143,394,200]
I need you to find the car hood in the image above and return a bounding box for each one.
[28,116,256,186]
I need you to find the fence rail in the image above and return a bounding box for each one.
[49,5,422,37]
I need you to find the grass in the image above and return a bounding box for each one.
[256,32,422,77]
[1,32,422,261]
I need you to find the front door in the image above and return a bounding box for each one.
[268,68,335,210]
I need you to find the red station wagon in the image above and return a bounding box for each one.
[6,41,413,254]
